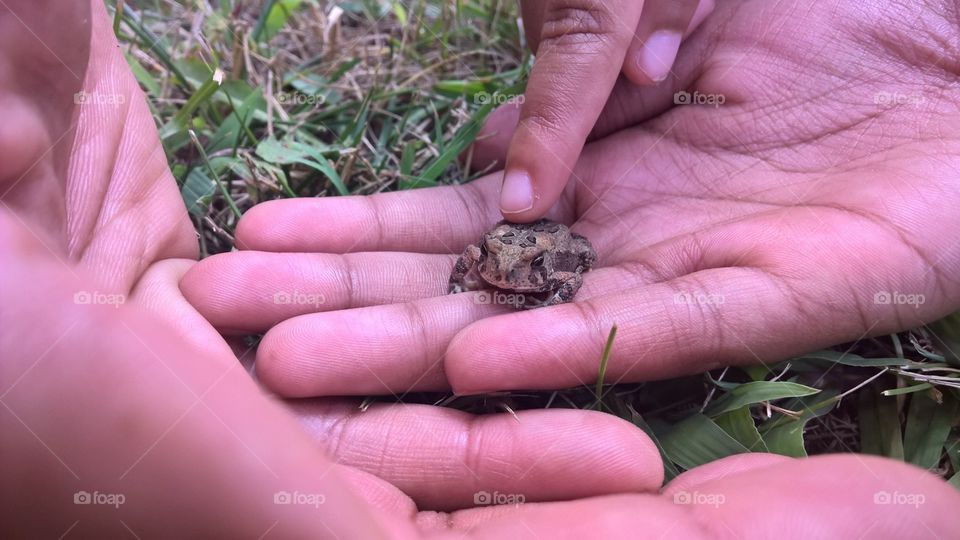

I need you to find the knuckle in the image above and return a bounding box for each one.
[539,2,616,50]
[518,107,567,140]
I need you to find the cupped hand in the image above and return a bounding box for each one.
[183,0,960,398]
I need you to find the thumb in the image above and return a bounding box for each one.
[500,0,647,220]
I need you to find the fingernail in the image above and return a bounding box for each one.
[640,30,683,83]
[687,0,714,33]
[500,170,534,214]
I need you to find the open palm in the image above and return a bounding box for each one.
[185,0,960,397]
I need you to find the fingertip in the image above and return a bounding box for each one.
[631,29,683,85]
[234,200,277,251]
[447,303,604,394]
[178,255,215,314]
[497,165,568,222]
[256,321,314,397]
[445,319,499,395]
[526,408,666,492]
[499,169,535,216]
[621,0,714,87]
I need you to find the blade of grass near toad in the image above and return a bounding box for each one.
[256,137,346,196]
[715,406,768,452]
[631,412,681,483]
[759,391,838,457]
[190,131,241,219]
[928,311,960,366]
[415,84,524,186]
[883,383,934,396]
[254,0,305,43]
[796,350,908,367]
[859,386,905,460]
[117,6,188,88]
[159,70,223,150]
[904,391,958,470]
[659,414,749,471]
[592,324,617,411]
[704,381,820,417]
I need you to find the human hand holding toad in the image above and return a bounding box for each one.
[184,0,960,398]
[4,0,960,537]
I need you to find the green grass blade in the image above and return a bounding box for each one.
[118,6,189,88]
[904,392,958,470]
[592,324,617,411]
[859,386,904,459]
[632,415,681,483]
[159,70,223,146]
[704,381,820,417]
[714,406,769,452]
[882,383,933,396]
[180,167,215,217]
[256,137,346,196]
[796,350,908,367]
[112,0,124,35]
[759,391,838,457]
[928,311,960,366]
[190,131,241,219]
[659,414,750,470]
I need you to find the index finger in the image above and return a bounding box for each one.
[500,0,647,220]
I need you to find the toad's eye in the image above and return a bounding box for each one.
[532,254,545,267]
[479,244,488,256]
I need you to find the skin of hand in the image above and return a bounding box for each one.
[3,1,959,538]
[497,0,715,219]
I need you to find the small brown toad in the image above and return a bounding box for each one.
[448,219,596,309]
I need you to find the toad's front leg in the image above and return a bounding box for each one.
[448,244,482,294]
[522,272,583,309]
